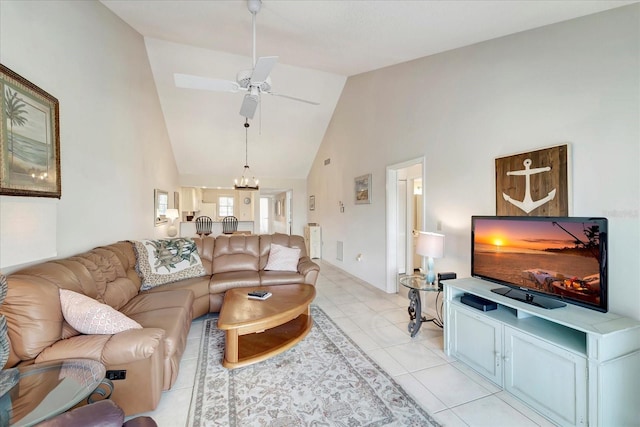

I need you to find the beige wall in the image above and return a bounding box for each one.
[0,1,179,271]
[308,5,639,319]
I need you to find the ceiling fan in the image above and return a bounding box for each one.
[174,0,319,120]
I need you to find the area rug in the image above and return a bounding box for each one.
[187,305,441,426]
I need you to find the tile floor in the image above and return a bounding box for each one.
[132,261,556,426]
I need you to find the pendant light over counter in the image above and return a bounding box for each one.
[234,119,259,190]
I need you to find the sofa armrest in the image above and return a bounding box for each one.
[35,335,111,364]
[297,257,320,285]
[34,328,165,366]
[102,328,165,365]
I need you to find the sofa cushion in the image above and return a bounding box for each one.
[209,271,260,294]
[132,238,206,290]
[2,276,63,361]
[194,236,215,275]
[59,289,142,335]
[121,289,195,318]
[211,235,260,274]
[264,244,301,272]
[259,270,305,286]
[141,276,210,319]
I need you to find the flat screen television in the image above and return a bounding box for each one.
[471,216,608,312]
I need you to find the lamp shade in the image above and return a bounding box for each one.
[416,231,445,259]
[166,209,180,221]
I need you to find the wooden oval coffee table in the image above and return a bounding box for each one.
[218,284,316,369]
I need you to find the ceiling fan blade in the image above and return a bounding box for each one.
[267,92,319,105]
[239,93,259,119]
[174,73,240,93]
[250,56,278,84]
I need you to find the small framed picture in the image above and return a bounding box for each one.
[355,174,371,204]
[309,195,315,211]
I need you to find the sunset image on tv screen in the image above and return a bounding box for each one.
[473,219,601,305]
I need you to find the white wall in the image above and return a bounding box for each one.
[308,5,639,319]
[0,1,179,272]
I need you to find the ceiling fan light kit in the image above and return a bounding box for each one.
[174,0,318,120]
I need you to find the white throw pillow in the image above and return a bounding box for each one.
[59,289,142,335]
[265,244,301,272]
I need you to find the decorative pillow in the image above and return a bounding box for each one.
[132,238,207,291]
[59,289,142,335]
[265,244,301,272]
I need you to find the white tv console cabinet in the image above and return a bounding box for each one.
[443,278,640,427]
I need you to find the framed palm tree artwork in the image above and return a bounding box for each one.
[1,64,61,198]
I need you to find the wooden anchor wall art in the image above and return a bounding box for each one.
[495,145,568,216]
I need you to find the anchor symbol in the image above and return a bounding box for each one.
[502,159,556,213]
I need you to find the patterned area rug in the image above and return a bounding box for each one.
[187,305,441,426]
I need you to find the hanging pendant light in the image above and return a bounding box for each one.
[234,119,259,190]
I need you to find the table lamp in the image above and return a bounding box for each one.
[166,209,180,237]
[416,231,445,285]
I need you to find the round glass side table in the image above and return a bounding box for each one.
[1,358,112,427]
[399,274,443,337]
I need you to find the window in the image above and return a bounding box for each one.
[218,196,234,217]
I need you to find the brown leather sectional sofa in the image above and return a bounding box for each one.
[1,233,319,415]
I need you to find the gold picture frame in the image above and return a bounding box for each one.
[1,64,61,198]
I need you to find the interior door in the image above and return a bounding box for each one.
[397,180,407,274]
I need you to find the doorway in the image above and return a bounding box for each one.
[259,197,270,234]
[385,157,425,293]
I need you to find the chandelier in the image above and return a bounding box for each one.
[234,119,259,190]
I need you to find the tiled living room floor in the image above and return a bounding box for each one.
[132,260,556,426]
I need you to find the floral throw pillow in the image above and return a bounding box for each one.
[133,238,207,290]
[59,289,142,335]
[264,244,301,272]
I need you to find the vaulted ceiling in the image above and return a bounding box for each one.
[100,0,633,184]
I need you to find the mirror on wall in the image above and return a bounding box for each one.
[154,189,169,226]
